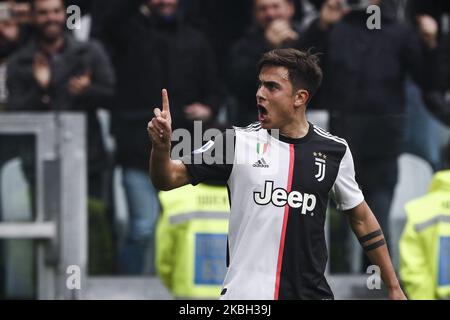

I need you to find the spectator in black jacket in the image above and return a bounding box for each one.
[298,0,439,271]
[227,0,316,126]
[0,2,29,297]
[180,0,253,76]
[423,32,450,128]
[421,30,450,169]
[0,0,31,212]
[7,0,115,195]
[394,0,449,170]
[100,0,220,274]
[6,0,115,275]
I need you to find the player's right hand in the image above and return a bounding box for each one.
[147,89,172,152]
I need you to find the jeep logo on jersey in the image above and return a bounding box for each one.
[314,152,326,182]
[253,181,317,215]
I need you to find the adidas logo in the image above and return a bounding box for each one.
[253,158,269,168]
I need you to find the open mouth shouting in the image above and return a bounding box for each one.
[257,104,269,122]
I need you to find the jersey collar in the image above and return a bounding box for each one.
[268,122,313,145]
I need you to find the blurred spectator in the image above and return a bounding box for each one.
[406,0,450,32]
[0,0,24,214]
[405,13,448,170]
[9,0,32,25]
[181,0,253,77]
[399,141,450,300]
[0,0,25,295]
[101,0,220,274]
[298,0,439,271]
[3,1,34,42]
[156,183,229,299]
[180,0,318,74]
[6,0,115,273]
[400,4,449,170]
[0,1,23,109]
[423,33,450,127]
[0,0,31,216]
[227,0,315,126]
[417,30,450,171]
[7,0,115,198]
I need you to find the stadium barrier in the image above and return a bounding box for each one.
[0,112,87,299]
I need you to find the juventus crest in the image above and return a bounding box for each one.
[313,152,326,182]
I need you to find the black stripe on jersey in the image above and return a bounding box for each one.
[277,144,334,300]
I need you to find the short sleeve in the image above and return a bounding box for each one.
[181,130,235,186]
[330,145,364,211]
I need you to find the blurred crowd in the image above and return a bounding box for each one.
[0,0,450,299]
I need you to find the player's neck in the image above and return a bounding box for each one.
[279,117,309,139]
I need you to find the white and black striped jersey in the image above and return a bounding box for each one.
[182,122,364,300]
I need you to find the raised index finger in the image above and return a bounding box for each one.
[162,89,170,113]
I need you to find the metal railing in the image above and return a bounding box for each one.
[0,112,87,299]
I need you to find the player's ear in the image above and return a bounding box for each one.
[294,89,309,108]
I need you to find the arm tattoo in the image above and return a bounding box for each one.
[363,239,386,252]
[358,229,383,244]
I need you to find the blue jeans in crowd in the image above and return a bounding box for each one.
[119,168,160,274]
[405,78,443,170]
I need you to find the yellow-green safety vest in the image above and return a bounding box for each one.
[156,183,230,299]
[399,170,450,300]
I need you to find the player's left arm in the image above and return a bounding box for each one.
[345,201,407,300]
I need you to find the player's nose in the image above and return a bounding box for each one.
[256,86,266,102]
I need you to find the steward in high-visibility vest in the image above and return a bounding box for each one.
[156,183,230,299]
[399,170,450,300]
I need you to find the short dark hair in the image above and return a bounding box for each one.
[257,48,323,102]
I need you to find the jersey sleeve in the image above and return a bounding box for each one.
[330,145,364,211]
[181,130,235,186]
